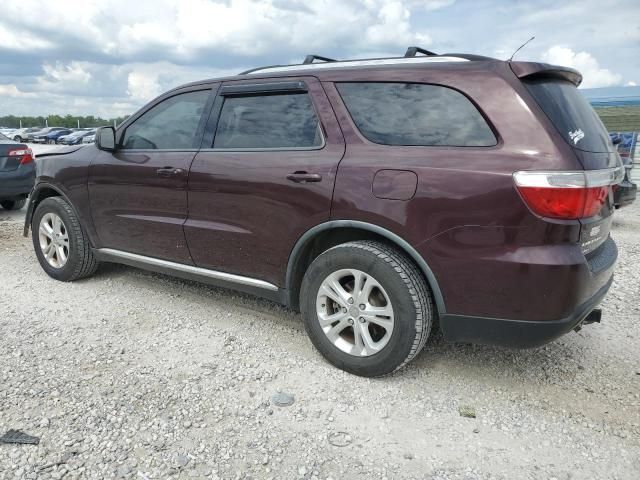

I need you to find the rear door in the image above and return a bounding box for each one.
[185,77,345,286]
[88,86,215,263]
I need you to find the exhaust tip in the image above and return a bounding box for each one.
[583,308,602,325]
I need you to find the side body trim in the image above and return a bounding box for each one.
[286,220,446,314]
[96,248,279,291]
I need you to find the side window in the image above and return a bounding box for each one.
[336,82,496,147]
[213,92,322,149]
[122,90,210,150]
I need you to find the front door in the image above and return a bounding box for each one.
[88,87,214,263]
[186,77,345,286]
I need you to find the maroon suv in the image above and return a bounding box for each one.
[25,50,623,377]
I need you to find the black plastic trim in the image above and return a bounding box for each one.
[23,183,83,239]
[587,236,617,274]
[440,275,614,348]
[285,220,446,314]
[219,81,307,96]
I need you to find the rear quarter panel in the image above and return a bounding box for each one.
[324,62,586,320]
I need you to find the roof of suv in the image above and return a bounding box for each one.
[166,47,582,95]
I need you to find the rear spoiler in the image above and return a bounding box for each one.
[509,61,582,87]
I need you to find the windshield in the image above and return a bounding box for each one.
[524,79,613,153]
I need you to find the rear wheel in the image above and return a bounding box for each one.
[13,136,22,142]
[0,198,26,210]
[32,197,99,281]
[300,240,434,377]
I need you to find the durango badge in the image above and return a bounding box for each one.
[569,128,585,144]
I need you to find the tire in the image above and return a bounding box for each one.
[0,198,27,210]
[31,197,99,281]
[48,139,55,144]
[300,240,434,377]
[13,136,22,142]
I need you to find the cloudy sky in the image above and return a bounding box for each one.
[1,0,639,118]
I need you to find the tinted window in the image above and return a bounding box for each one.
[214,93,322,149]
[524,80,612,153]
[336,82,496,147]
[122,90,209,150]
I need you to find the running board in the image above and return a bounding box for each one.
[95,248,279,291]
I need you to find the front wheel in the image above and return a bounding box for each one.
[300,241,434,377]
[32,197,99,281]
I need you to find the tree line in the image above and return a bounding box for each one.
[0,114,129,129]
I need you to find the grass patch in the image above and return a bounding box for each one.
[594,106,640,132]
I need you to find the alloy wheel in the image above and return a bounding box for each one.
[316,268,394,356]
[38,212,70,268]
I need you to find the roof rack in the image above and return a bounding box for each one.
[239,47,492,75]
[404,46,437,57]
[303,54,337,64]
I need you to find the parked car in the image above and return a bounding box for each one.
[58,129,96,145]
[26,127,66,143]
[0,133,35,210]
[82,132,97,144]
[609,133,637,208]
[24,49,624,377]
[33,128,73,144]
[11,127,44,143]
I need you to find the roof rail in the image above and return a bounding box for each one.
[303,54,337,64]
[404,46,437,57]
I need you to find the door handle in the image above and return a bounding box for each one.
[286,172,322,183]
[156,167,185,177]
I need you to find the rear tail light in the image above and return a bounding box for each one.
[8,147,34,165]
[513,167,624,219]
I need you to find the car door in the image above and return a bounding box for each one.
[88,86,216,263]
[186,77,345,286]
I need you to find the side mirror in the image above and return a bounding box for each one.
[96,126,116,152]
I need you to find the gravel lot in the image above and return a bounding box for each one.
[1,198,639,480]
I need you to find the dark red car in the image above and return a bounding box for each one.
[24,50,624,377]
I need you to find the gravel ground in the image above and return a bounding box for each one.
[0,200,639,480]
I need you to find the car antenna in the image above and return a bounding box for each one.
[509,36,535,62]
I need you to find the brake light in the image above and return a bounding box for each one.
[513,167,624,219]
[8,147,34,165]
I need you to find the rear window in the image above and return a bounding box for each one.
[336,82,496,147]
[524,79,612,153]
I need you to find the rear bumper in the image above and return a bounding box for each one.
[0,164,36,198]
[440,274,613,348]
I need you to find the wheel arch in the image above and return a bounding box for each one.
[23,183,84,240]
[285,220,446,315]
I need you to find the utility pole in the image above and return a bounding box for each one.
[78,119,80,129]
[45,118,48,127]
[19,119,22,128]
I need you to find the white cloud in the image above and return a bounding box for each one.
[365,2,432,46]
[0,84,37,98]
[542,46,622,88]
[1,0,638,117]
[626,81,637,87]
[127,70,162,101]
